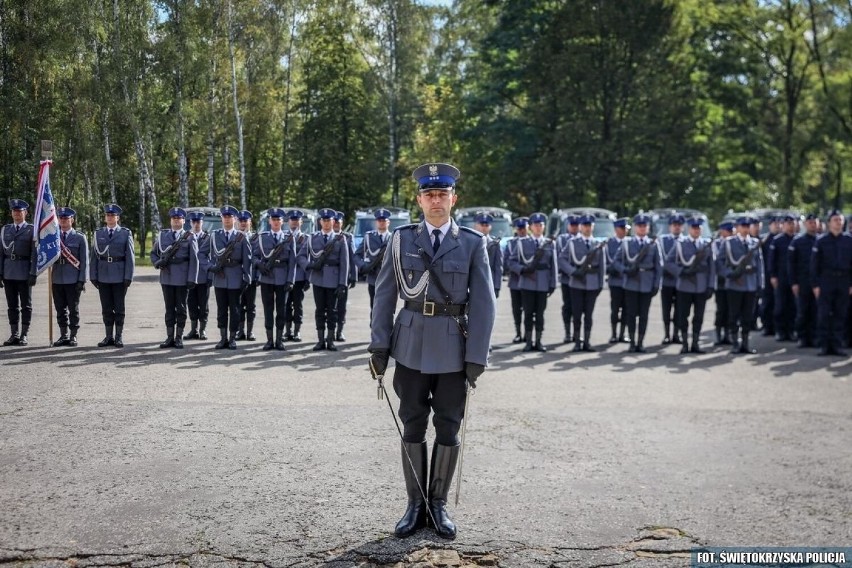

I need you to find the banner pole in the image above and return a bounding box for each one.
[48,266,54,345]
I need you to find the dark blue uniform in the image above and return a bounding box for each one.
[811,232,852,355]
[768,232,796,340]
[787,232,817,347]
[759,231,778,334]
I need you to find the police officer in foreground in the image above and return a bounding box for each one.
[151,207,200,349]
[560,215,605,351]
[51,207,88,347]
[91,204,135,347]
[356,208,392,316]
[556,215,579,344]
[284,210,309,342]
[184,212,212,340]
[332,211,357,342]
[712,221,734,345]
[368,163,495,540]
[659,214,684,345]
[474,213,503,298]
[788,214,818,348]
[666,218,714,354]
[253,208,297,350]
[235,210,258,341]
[504,217,528,343]
[612,214,662,353]
[605,218,629,343]
[1,199,38,346]
[721,217,764,355]
[210,205,252,350]
[758,217,779,336]
[768,215,798,342]
[811,209,852,356]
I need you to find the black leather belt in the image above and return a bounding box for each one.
[404,300,466,317]
[99,255,125,262]
[9,254,29,261]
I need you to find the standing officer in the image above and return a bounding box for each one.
[210,205,252,350]
[332,211,357,342]
[556,215,579,343]
[1,199,37,346]
[509,212,557,352]
[235,210,258,341]
[612,214,662,353]
[299,208,349,351]
[151,207,200,349]
[811,210,852,356]
[284,210,309,342]
[768,215,797,341]
[356,208,392,316]
[666,218,714,354]
[368,162,495,541]
[51,207,88,347]
[90,203,135,348]
[184,211,212,340]
[758,217,779,336]
[659,214,684,345]
[504,217,527,343]
[605,218,629,343]
[721,217,764,355]
[560,215,605,351]
[788,214,819,348]
[712,221,734,345]
[253,208,297,351]
[474,213,503,298]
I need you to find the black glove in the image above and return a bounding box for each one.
[494,289,500,298]
[520,265,535,275]
[260,267,273,277]
[348,279,356,289]
[154,259,164,269]
[76,281,85,293]
[124,279,132,289]
[302,281,311,292]
[91,279,99,290]
[187,281,196,290]
[28,275,37,287]
[283,282,293,293]
[336,284,347,295]
[305,261,317,271]
[464,362,485,389]
[369,350,390,379]
[624,265,639,276]
[240,280,248,293]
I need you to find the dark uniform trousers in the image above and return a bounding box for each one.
[4,280,32,326]
[261,283,289,330]
[795,288,817,344]
[609,286,626,330]
[676,292,707,337]
[285,282,306,325]
[570,288,599,340]
[393,362,467,446]
[240,282,257,326]
[714,278,729,331]
[818,278,850,350]
[162,285,189,328]
[759,280,775,334]
[624,290,653,339]
[368,284,377,312]
[52,283,81,330]
[187,283,210,324]
[560,284,572,333]
[98,283,127,327]
[337,287,349,324]
[522,290,548,333]
[727,291,757,334]
[510,289,523,328]
[660,285,678,336]
[773,282,796,337]
[215,287,242,332]
[313,285,338,332]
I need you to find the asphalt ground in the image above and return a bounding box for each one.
[1,269,850,567]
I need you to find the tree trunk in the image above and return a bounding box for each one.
[207,134,215,207]
[280,6,298,206]
[227,0,247,210]
[223,144,231,205]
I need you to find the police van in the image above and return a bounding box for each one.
[648,208,712,239]
[353,206,411,251]
[182,207,222,233]
[256,207,319,234]
[454,207,514,250]
[547,207,617,242]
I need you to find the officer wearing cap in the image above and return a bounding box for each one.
[90,203,135,347]
[665,218,714,354]
[235,210,258,341]
[559,215,605,351]
[332,210,357,342]
[184,211,212,340]
[758,217,779,336]
[504,217,528,343]
[284,210,309,342]
[298,207,350,351]
[811,210,852,356]
[253,208,297,351]
[768,214,798,341]
[721,217,764,354]
[605,218,630,343]
[474,213,503,299]
[712,221,734,345]
[50,207,88,347]
[210,205,252,349]
[555,215,580,344]
[368,162,495,540]
[1,199,38,346]
[355,208,393,316]
[510,211,557,352]
[659,214,685,345]
[612,214,662,353]
[151,207,200,349]
[788,214,819,348]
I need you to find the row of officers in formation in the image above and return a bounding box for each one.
[0,199,394,351]
[2,199,852,357]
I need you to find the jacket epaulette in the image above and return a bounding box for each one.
[459,226,484,237]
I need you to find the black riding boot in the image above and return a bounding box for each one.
[246,319,256,341]
[160,326,175,349]
[275,327,285,351]
[184,320,199,340]
[263,329,275,351]
[54,326,70,347]
[326,329,337,351]
[18,324,29,346]
[335,322,346,342]
[3,324,20,346]
[292,323,302,342]
[729,329,740,355]
[312,330,326,351]
[284,322,293,341]
[739,332,756,354]
[97,324,114,347]
[198,320,208,340]
[394,441,428,538]
[215,328,228,349]
[690,330,705,354]
[174,327,184,349]
[428,443,460,540]
[114,325,124,348]
[69,326,79,347]
[512,324,523,344]
[534,330,547,352]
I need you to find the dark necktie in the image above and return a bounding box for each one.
[225,232,230,243]
[324,234,329,244]
[108,228,114,239]
[432,229,442,255]
[274,233,280,244]
[61,232,67,243]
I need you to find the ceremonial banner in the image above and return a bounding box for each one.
[33,160,60,275]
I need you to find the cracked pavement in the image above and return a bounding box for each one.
[1,268,850,566]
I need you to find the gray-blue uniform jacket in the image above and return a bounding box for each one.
[357,230,390,286]
[720,236,764,292]
[665,238,715,293]
[659,234,683,288]
[290,230,310,283]
[508,237,558,292]
[555,233,576,285]
[191,231,212,285]
[52,230,88,285]
[0,223,37,280]
[151,229,200,287]
[369,220,496,372]
[246,231,260,283]
[209,229,252,290]
[343,231,358,283]
[486,236,503,292]
[559,237,606,291]
[253,231,297,286]
[90,226,135,284]
[612,237,663,293]
[605,237,624,289]
[503,237,521,290]
[299,232,350,289]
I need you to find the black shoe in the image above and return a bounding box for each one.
[68,334,78,347]
[512,334,523,344]
[245,323,256,341]
[690,343,706,354]
[263,330,275,351]
[335,326,346,342]
[833,349,849,357]
[394,441,428,539]
[18,333,28,346]
[3,334,20,346]
[284,324,293,341]
[671,334,682,345]
[184,322,199,340]
[313,331,326,351]
[428,444,460,540]
[563,334,572,344]
[198,323,208,340]
[662,335,671,345]
[275,328,285,351]
[214,328,228,350]
[609,335,618,344]
[98,336,114,347]
[326,335,337,351]
[582,341,596,352]
[53,336,70,347]
[680,344,689,354]
[634,342,647,353]
[522,339,533,352]
[235,329,246,341]
[174,329,184,349]
[292,326,302,342]
[572,342,583,353]
[114,336,124,348]
[228,332,237,350]
[159,327,175,349]
[534,340,547,352]
[738,335,756,354]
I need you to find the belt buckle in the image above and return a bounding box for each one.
[422,300,435,317]
[10,254,16,261]
[107,256,113,263]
